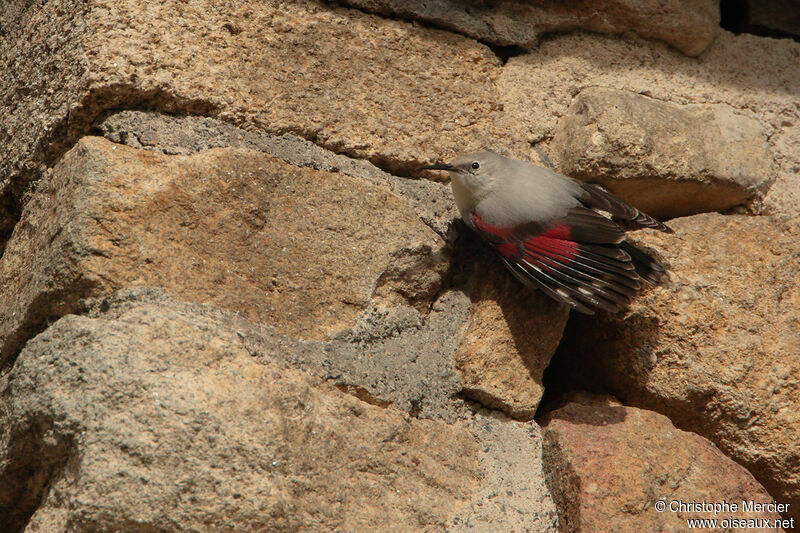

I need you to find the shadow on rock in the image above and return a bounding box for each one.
[449,231,570,420]
[539,307,663,415]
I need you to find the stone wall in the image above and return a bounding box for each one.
[0,1,797,531]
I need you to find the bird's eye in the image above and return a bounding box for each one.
[471,161,480,170]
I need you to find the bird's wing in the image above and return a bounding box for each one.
[578,182,673,233]
[470,210,644,314]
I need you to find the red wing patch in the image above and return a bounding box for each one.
[540,223,572,240]
[471,213,518,259]
[523,235,578,263]
[470,213,510,241]
[470,212,643,314]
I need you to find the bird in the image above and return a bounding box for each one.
[417,150,672,314]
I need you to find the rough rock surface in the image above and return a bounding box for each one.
[0,290,479,532]
[0,136,448,366]
[551,87,776,219]
[540,395,785,532]
[0,289,560,532]
[551,214,800,522]
[0,0,513,241]
[454,254,570,420]
[336,0,719,55]
[498,31,800,218]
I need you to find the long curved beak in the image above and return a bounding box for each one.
[415,163,455,172]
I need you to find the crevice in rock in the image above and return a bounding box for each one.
[0,186,21,257]
[482,42,526,65]
[535,312,604,420]
[0,411,76,533]
[720,0,750,34]
[0,279,102,375]
[721,0,800,42]
[334,383,394,408]
[541,430,582,532]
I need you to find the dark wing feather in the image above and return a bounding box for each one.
[619,241,665,285]
[579,182,674,233]
[554,206,625,243]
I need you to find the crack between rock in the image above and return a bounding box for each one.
[1,76,451,260]
[568,83,754,113]
[320,0,528,65]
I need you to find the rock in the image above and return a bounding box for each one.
[497,31,800,218]
[550,87,776,219]
[0,289,480,532]
[0,289,561,532]
[0,0,512,242]
[0,136,448,367]
[454,254,570,420]
[96,110,461,239]
[336,0,719,56]
[540,395,785,532]
[550,214,800,524]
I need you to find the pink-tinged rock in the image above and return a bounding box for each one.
[553,213,800,525]
[540,395,786,532]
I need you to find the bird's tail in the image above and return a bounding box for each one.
[619,241,666,285]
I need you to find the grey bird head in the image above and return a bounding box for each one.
[417,150,499,177]
[417,151,502,206]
